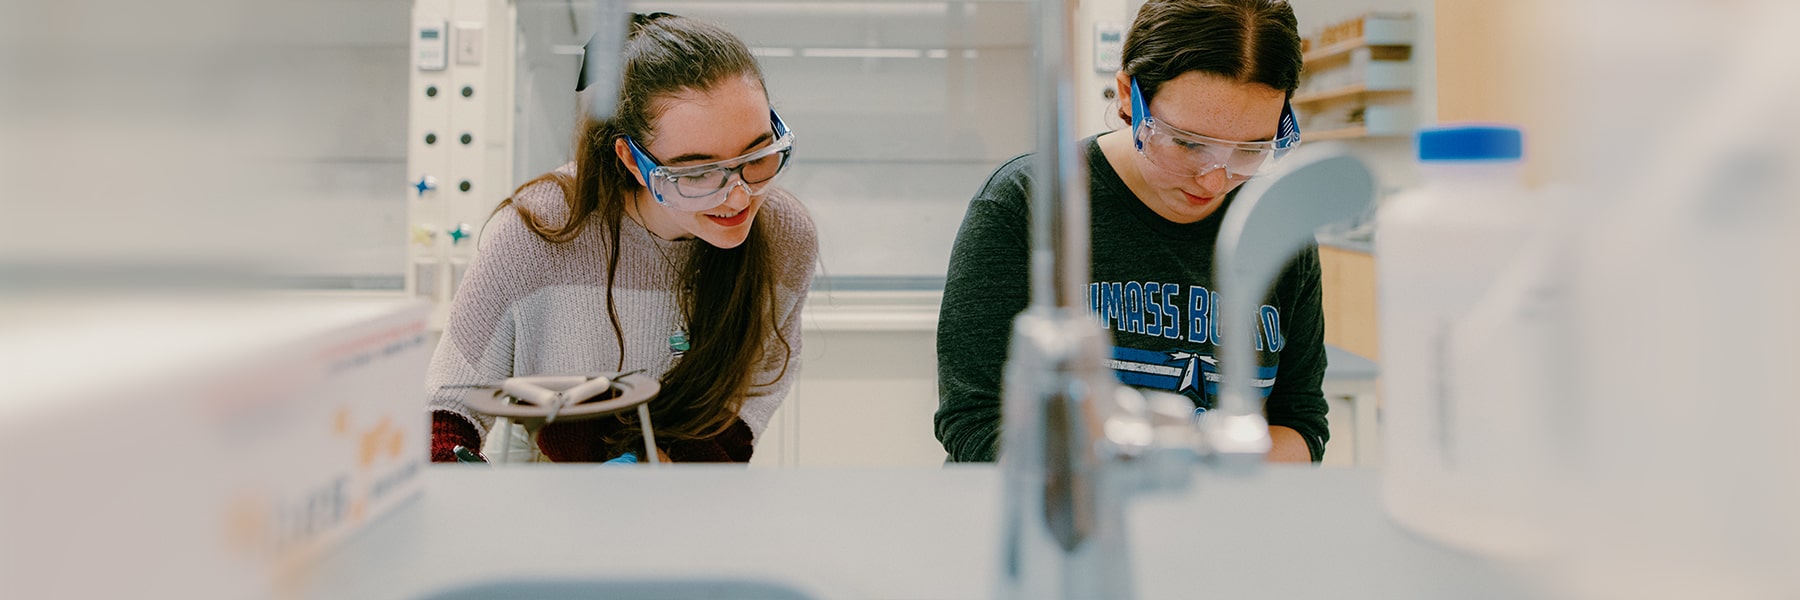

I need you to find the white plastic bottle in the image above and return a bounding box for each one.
[1434,192,1577,558]
[1376,125,1540,554]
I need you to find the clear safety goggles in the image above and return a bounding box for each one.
[625,109,795,212]
[1129,77,1302,181]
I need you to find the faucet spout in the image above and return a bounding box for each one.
[1206,148,1377,467]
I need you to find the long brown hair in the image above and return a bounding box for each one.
[496,13,791,452]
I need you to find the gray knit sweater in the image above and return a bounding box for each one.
[426,169,818,447]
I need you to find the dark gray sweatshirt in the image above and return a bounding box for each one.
[935,135,1330,462]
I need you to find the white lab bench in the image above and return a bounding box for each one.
[293,465,1529,599]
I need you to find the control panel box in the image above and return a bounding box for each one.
[408,0,515,330]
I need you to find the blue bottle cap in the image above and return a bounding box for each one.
[1417,125,1523,162]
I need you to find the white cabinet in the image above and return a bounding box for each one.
[753,291,946,467]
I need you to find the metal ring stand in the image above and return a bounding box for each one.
[459,372,662,464]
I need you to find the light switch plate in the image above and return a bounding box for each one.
[454,24,483,66]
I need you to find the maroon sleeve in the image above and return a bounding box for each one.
[664,418,755,463]
[430,411,482,463]
[536,417,628,462]
[717,417,755,462]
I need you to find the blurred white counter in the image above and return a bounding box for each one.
[293,465,1530,599]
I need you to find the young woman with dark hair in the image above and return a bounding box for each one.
[936,0,1327,463]
[427,13,817,463]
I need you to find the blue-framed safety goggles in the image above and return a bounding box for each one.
[625,109,794,212]
[1129,77,1301,180]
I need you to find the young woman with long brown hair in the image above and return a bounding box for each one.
[426,13,816,463]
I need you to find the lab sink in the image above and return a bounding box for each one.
[416,577,819,600]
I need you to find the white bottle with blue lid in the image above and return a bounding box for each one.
[1377,125,1543,555]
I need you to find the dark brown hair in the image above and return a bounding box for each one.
[497,13,790,454]
[1121,0,1303,109]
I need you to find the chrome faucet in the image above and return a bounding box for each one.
[1202,149,1377,471]
[995,2,1376,598]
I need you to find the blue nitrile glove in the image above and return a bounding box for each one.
[603,451,638,465]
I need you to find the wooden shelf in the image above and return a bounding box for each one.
[1294,84,1367,105]
[1303,40,1412,67]
[1305,126,1410,142]
[1303,14,1416,66]
[1306,126,1396,142]
[1303,39,1369,65]
[1291,83,1410,106]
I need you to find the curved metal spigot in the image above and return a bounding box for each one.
[1206,146,1377,471]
